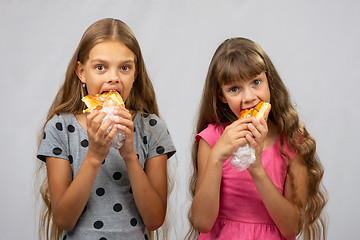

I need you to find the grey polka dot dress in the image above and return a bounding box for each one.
[37,112,176,240]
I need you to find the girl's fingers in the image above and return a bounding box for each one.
[113,117,133,128]
[226,120,252,134]
[105,123,119,140]
[112,112,134,134]
[87,112,118,143]
[248,123,261,139]
[112,107,131,119]
[98,118,116,136]
[86,111,97,129]
[250,118,268,133]
[235,137,250,148]
[246,133,256,145]
[246,117,269,152]
[232,117,252,127]
[87,111,106,129]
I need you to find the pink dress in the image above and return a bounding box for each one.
[196,124,296,240]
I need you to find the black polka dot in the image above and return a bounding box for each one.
[53,147,62,155]
[113,203,122,212]
[156,146,165,154]
[129,187,132,194]
[43,132,46,139]
[102,159,106,165]
[55,122,63,131]
[136,154,140,159]
[99,238,107,240]
[94,220,104,229]
[130,218,137,226]
[143,136,148,144]
[68,155,73,164]
[142,113,149,118]
[63,235,67,240]
[149,119,157,126]
[134,127,136,132]
[81,139,89,147]
[96,188,105,196]
[144,234,149,240]
[113,172,122,180]
[67,124,75,133]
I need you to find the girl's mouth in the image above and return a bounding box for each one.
[101,89,121,95]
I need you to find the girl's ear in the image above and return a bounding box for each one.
[75,61,86,83]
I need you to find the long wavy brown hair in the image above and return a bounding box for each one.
[35,18,160,240]
[187,37,327,239]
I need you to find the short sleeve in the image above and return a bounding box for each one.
[195,124,226,148]
[37,114,70,162]
[143,114,176,160]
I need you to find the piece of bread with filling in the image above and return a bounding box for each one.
[82,90,125,113]
[239,101,271,120]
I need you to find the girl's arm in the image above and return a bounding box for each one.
[191,138,223,233]
[46,111,118,231]
[191,119,251,233]
[46,154,102,231]
[247,117,307,239]
[249,155,307,239]
[123,153,168,231]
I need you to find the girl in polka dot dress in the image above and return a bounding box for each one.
[187,38,327,239]
[36,18,176,240]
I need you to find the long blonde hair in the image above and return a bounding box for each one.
[187,37,327,239]
[36,18,160,240]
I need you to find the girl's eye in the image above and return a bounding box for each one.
[121,66,130,71]
[95,65,105,71]
[229,87,239,93]
[252,79,261,86]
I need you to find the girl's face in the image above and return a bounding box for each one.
[219,71,270,118]
[76,40,136,101]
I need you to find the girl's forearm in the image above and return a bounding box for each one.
[51,154,102,231]
[191,154,223,233]
[249,168,301,239]
[124,154,167,231]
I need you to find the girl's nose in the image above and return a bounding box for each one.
[243,87,256,101]
[108,70,120,83]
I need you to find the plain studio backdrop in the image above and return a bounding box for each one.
[1,0,359,239]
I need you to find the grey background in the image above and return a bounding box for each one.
[1,0,359,239]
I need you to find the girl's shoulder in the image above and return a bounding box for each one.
[196,123,229,147]
[133,111,172,139]
[38,112,78,162]
[47,112,75,123]
[133,112,166,129]
[44,112,80,132]
[133,112,176,159]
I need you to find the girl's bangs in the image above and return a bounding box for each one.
[217,51,266,85]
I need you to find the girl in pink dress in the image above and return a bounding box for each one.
[188,38,327,240]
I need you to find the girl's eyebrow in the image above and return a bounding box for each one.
[120,59,135,65]
[90,58,135,64]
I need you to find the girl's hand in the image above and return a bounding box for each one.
[111,106,136,160]
[86,111,118,163]
[212,118,252,162]
[246,116,269,171]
